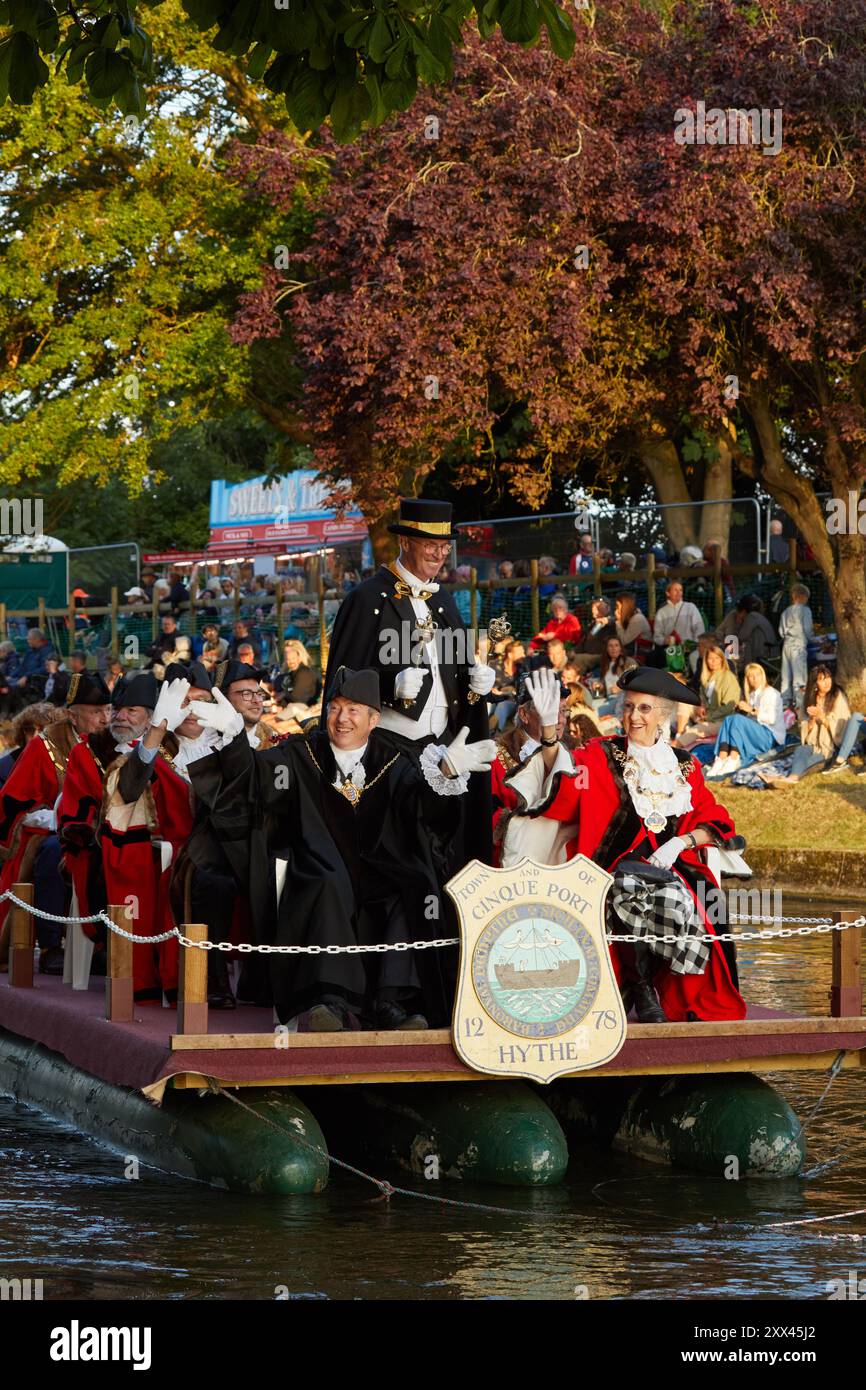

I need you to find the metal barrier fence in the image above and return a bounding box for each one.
[0,544,832,674]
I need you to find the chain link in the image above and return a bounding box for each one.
[1,889,863,955]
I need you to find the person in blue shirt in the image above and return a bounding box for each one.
[15,628,56,695]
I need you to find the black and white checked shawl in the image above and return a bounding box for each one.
[610,870,710,975]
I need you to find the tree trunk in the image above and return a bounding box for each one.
[698,436,733,550]
[637,437,697,551]
[827,536,866,709]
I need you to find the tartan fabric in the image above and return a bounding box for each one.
[610,870,710,975]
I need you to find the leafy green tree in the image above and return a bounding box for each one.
[0,1,318,511]
[0,0,577,142]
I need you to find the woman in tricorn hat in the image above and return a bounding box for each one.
[507,665,746,1024]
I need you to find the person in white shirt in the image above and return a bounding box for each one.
[652,580,705,656]
[706,663,787,778]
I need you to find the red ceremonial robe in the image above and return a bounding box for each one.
[56,738,112,929]
[100,747,193,1000]
[507,736,746,1022]
[0,725,79,932]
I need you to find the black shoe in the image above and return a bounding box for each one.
[207,955,236,1010]
[374,1000,428,1031]
[633,981,668,1024]
[37,947,65,976]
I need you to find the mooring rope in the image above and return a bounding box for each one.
[213,1082,550,1220]
[2,888,862,953]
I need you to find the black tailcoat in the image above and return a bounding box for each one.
[189,728,462,1024]
[323,565,492,860]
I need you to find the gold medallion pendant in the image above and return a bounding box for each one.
[339,777,361,804]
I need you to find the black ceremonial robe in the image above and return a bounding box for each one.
[323,565,493,862]
[188,727,463,1025]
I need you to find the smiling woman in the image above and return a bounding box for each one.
[508,665,747,1024]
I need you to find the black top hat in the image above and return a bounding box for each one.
[214,659,262,692]
[65,672,111,707]
[112,672,160,710]
[387,498,459,541]
[617,665,701,707]
[326,666,381,711]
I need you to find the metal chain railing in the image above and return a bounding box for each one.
[1,888,863,954]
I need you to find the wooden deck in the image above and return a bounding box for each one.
[1,970,864,1097]
[1,890,863,1097]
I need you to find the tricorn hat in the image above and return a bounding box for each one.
[617,665,701,707]
[65,672,111,707]
[213,659,262,692]
[163,659,213,693]
[326,666,381,711]
[387,498,459,541]
[112,671,160,710]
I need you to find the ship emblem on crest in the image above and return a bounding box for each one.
[446,856,626,1083]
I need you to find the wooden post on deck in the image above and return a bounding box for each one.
[530,559,540,636]
[830,911,862,1018]
[106,904,134,1022]
[8,882,35,988]
[177,923,209,1035]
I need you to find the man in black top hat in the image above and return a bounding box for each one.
[189,665,495,1030]
[322,498,496,861]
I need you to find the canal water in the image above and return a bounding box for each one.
[1,894,863,1301]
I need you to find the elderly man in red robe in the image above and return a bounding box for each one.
[58,672,192,1002]
[0,673,110,970]
[504,666,746,1025]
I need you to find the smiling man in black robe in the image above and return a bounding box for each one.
[188,667,495,1032]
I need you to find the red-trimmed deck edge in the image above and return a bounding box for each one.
[0,974,864,1095]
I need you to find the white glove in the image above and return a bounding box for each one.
[524,667,562,726]
[151,677,191,733]
[647,836,688,870]
[469,662,496,696]
[394,667,428,700]
[442,727,497,778]
[188,686,244,738]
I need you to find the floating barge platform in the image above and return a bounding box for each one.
[0,888,863,1192]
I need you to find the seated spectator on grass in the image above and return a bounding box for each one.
[546,638,570,676]
[228,619,261,662]
[530,593,582,651]
[706,663,786,779]
[651,580,705,665]
[195,621,228,660]
[593,635,638,719]
[614,591,652,657]
[715,595,779,674]
[490,638,528,734]
[569,598,617,675]
[271,639,321,713]
[674,643,741,750]
[768,665,849,785]
[822,709,866,776]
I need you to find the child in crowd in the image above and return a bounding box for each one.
[778,583,813,713]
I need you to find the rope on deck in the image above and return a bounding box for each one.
[1,889,863,951]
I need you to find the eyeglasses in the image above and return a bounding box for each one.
[233,689,265,703]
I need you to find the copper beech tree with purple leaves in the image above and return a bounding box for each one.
[231,0,866,697]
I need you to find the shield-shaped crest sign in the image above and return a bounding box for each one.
[447,855,626,1083]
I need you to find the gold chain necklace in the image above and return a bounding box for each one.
[303,741,400,807]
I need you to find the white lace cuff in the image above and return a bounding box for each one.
[420,742,468,796]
